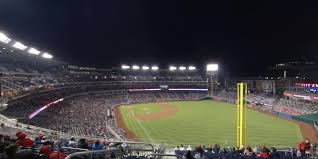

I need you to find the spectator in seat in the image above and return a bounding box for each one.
[4,144,18,159]
[212,144,220,153]
[194,145,206,159]
[258,146,270,158]
[39,141,53,157]
[243,145,254,157]
[187,145,192,151]
[50,151,66,159]
[207,145,212,152]
[0,135,6,159]
[77,138,89,149]
[180,144,185,151]
[4,143,34,159]
[92,140,104,150]
[270,147,280,158]
[183,150,194,159]
[34,131,45,145]
[68,136,76,147]
[298,139,311,157]
[15,132,34,148]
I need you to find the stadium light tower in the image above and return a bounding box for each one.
[42,53,53,59]
[142,66,149,70]
[28,48,41,55]
[179,66,186,71]
[0,32,11,44]
[132,65,140,70]
[206,63,219,97]
[151,66,159,71]
[188,66,196,70]
[169,66,177,71]
[207,64,218,71]
[121,65,130,70]
[12,42,27,50]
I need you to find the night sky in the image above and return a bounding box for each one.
[0,0,317,76]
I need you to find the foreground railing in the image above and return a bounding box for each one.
[65,150,110,159]
[64,141,157,159]
[146,153,177,159]
[65,148,126,159]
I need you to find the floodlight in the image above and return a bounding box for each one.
[12,42,27,50]
[42,53,53,59]
[179,66,186,71]
[151,66,159,70]
[0,32,11,44]
[28,48,41,55]
[188,66,196,70]
[132,65,140,70]
[169,66,177,71]
[121,65,130,69]
[207,64,218,71]
[142,66,149,70]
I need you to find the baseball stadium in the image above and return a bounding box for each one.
[1,2,318,158]
[1,35,318,158]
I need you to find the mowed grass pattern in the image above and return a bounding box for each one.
[119,100,302,146]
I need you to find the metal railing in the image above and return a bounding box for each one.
[64,142,157,159]
[146,153,177,159]
[65,149,121,159]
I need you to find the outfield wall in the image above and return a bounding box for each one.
[292,115,318,125]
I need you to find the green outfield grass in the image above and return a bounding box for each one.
[118,100,302,146]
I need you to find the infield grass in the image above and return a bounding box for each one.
[119,100,302,146]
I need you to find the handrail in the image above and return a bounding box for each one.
[146,153,177,158]
[61,147,90,152]
[65,149,120,159]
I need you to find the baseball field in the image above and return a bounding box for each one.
[116,100,305,146]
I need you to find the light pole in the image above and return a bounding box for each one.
[206,64,219,97]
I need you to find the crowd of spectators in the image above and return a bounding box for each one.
[275,98,317,115]
[247,93,279,106]
[23,94,127,139]
[1,85,126,118]
[128,91,206,103]
[1,129,317,159]
[1,88,208,141]
[0,129,148,159]
[215,91,318,116]
[175,139,316,159]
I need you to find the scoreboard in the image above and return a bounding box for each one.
[296,83,318,88]
[296,83,318,93]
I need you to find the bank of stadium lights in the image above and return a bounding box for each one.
[132,65,140,70]
[142,66,149,70]
[169,66,177,71]
[12,42,27,50]
[0,31,54,59]
[207,64,219,71]
[0,32,11,44]
[179,66,186,71]
[188,66,196,70]
[151,66,159,71]
[42,52,53,59]
[28,48,41,55]
[121,65,130,69]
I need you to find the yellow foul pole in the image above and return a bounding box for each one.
[239,83,244,147]
[236,83,240,147]
[237,82,247,147]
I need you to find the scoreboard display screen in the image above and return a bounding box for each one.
[305,88,318,93]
